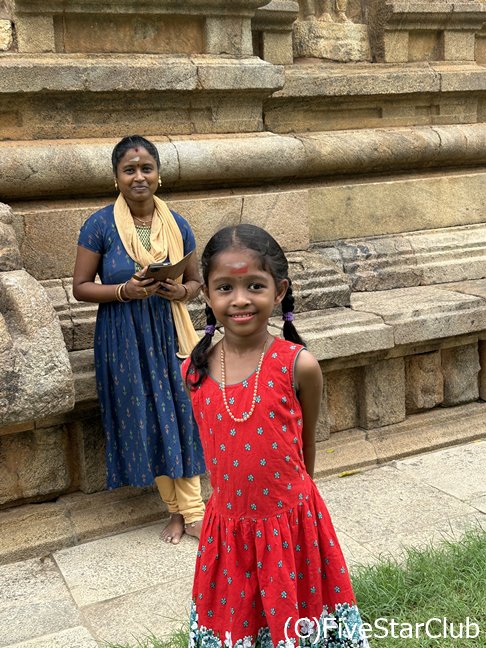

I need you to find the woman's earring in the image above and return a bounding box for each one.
[114,179,118,191]
[158,176,162,188]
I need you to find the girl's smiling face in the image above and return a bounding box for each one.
[205,248,288,338]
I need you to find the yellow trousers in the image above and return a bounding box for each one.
[155,475,205,524]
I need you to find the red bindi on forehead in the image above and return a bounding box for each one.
[134,148,139,152]
[225,261,249,275]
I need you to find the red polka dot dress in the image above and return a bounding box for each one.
[182,338,368,648]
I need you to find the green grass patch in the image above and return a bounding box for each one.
[351,526,486,646]
[104,527,486,648]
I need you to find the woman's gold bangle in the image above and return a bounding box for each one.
[116,282,130,303]
[179,283,189,302]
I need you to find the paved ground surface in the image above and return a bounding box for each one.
[1,440,485,648]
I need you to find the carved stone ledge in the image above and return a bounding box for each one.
[326,223,486,292]
[368,1,486,63]
[12,0,271,56]
[272,307,394,361]
[252,1,299,64]
[352,285,486,345]
[0,54,283,139]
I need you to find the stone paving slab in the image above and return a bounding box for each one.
[6,628,98,648]
[360,511,484,560]
[82,577,194,646]
[53,523,198,607]
[392,440,486,503]
[315,464,479,545]
[0,557,83,647]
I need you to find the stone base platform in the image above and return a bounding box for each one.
[1,401,484,565]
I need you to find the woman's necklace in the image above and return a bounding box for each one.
[220,337,268,423]
[132,215,152,227]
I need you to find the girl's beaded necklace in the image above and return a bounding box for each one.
[220,337,268,423]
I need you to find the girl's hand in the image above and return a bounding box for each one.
[125,266,161,300]
[156,279,187,301]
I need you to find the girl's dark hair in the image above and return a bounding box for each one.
[187,224,304,389]
[111,135,161,173]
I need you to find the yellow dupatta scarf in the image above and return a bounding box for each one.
[113,193,199,357]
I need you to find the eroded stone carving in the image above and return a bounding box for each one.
[301,0,349,24]
[294,0,370,61]
[0,202,75,426]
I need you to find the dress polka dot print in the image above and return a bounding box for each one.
[182,338,369,647]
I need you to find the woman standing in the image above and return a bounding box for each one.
[73,135,205,544]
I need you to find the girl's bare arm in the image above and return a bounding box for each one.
[295,349,323,478]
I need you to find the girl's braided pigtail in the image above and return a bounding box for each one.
[281,279,306,347]
[187,304,217,389]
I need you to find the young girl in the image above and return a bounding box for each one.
[182,225,368,647]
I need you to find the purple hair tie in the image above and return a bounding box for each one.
[205,324,216,336]
[282,312,294,322]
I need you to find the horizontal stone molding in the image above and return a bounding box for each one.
[377,1,486,30]
[13,0,271,17]
[324,223,486,292]
[2,124,486,200]
[271,61,486,97]
[352,282,486,346]
[368,1,486,62]
[0,54,283,94]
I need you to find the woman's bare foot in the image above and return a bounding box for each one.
[160,513,185,544]
[185,519,203,540]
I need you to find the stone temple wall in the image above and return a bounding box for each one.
[1,0,486,562]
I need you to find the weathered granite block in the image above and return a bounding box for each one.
[252,0,299,64]
[69,417,106,494]
[405,351,444,413]
[241,190,310,252]
[359,358,406,430]
[352,286,486,345]
[326,367,360,433]
[69,349,97,405]
[0,270,75,425]
[443,30,476,62]
[441,343,480,406]
[16,16,55,52]
[205,16,253,56]
[287,251,350,311]
[480,340,486,401]
[293,20,370,62]
[0,19,12,50]
[309,171,486,243]
[275,308,393,361]
[0,203,22,271]
[0,428,71,506]
[316,369,330,442]
[329,223,486,292]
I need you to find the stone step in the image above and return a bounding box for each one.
[1,401,484,565]
[322,223,486,292]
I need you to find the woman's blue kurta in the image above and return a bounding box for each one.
[78,204,205,489]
